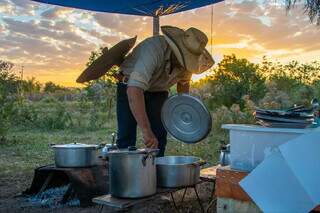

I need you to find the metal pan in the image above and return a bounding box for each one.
[161,94,212,143]
[156,156,206,188]
[255,114,314,124]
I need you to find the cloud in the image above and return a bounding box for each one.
[159,1,319,60]
[0,0,40,16]
[40,7,71,19]
[93,13,153,40]
[0,0,319,86]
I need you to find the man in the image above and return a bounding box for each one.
[116,26,214,157]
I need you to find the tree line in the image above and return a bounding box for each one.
[1,55,319,139]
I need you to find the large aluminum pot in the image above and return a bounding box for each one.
[51,143,101,167]
[108,147,158,198]
[156,156,206,188]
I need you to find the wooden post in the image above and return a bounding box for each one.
[153,16,160,36]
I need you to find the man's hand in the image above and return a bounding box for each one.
[142,129,158,149]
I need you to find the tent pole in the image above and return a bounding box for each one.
[153,16,160,36]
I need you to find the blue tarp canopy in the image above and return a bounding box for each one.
[32,0,224,16]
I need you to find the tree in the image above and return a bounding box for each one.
[286,0,320,24]
[43,81,67,93]
[204,54,267,109]
[85,47,118,121]
[259,57,320,106]
[0,60,19,94]
[0,60,17,137]
[21,77,41,95]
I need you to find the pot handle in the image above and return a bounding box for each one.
[97,143,106,149]
[198,159,207,167]
[141,153,152,166]
[142,154,150,167]
[49,143,55,147]
[141,150,158,166]
[191,159,207,167]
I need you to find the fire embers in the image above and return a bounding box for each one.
[26,185,80,209]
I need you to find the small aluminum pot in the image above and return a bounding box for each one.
[156,156,206,188]
[50,143,101,168]
[108,147,158,198]
[219,144,231,166]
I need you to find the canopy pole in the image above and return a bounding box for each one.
[153,16,160,36]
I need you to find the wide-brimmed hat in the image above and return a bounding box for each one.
[76,36,137,83]
[161,26,214,74]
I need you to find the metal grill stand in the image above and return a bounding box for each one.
[170,186,204,213]
[94,184,204,213]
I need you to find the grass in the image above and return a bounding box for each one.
[0,125,222,176]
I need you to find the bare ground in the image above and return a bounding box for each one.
[0,172,216,213]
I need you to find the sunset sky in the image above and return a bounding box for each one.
[0,0,319,86]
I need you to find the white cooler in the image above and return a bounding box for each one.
[222,124,317,171]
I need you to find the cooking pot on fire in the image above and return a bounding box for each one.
[50,143,102,168]
[108,146,158,198]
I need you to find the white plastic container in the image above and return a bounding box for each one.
[222,124,316,171]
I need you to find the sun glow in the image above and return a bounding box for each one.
[191,71,212,82]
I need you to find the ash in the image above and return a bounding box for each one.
[26,185,80,209]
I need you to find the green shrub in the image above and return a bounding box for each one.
[11,100,38,127]
[212,100,255,146]
[38,102,72,130]
[312,80,320,100]
[194,54,266,110]
[291,85,315,106]
[259,81,293,109]
[0,61,17,137]
[12,98,72,130]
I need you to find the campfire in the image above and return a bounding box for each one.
[26,185,80,209]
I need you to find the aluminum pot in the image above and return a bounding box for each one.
[50,143,101,167]
[156,156,206,188]
[108,147,158,198]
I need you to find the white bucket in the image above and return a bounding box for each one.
[222,124,317,171]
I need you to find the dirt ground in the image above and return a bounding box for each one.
[0,172,216,213]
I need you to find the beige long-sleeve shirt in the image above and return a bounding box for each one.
[120,35,192,92]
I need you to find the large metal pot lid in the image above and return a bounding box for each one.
[51,142,98,149]
[161,94,212,143]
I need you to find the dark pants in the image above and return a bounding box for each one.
[116,83,168,157]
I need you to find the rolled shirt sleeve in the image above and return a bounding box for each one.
[177,71,192,85]
[126,37,164,90]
